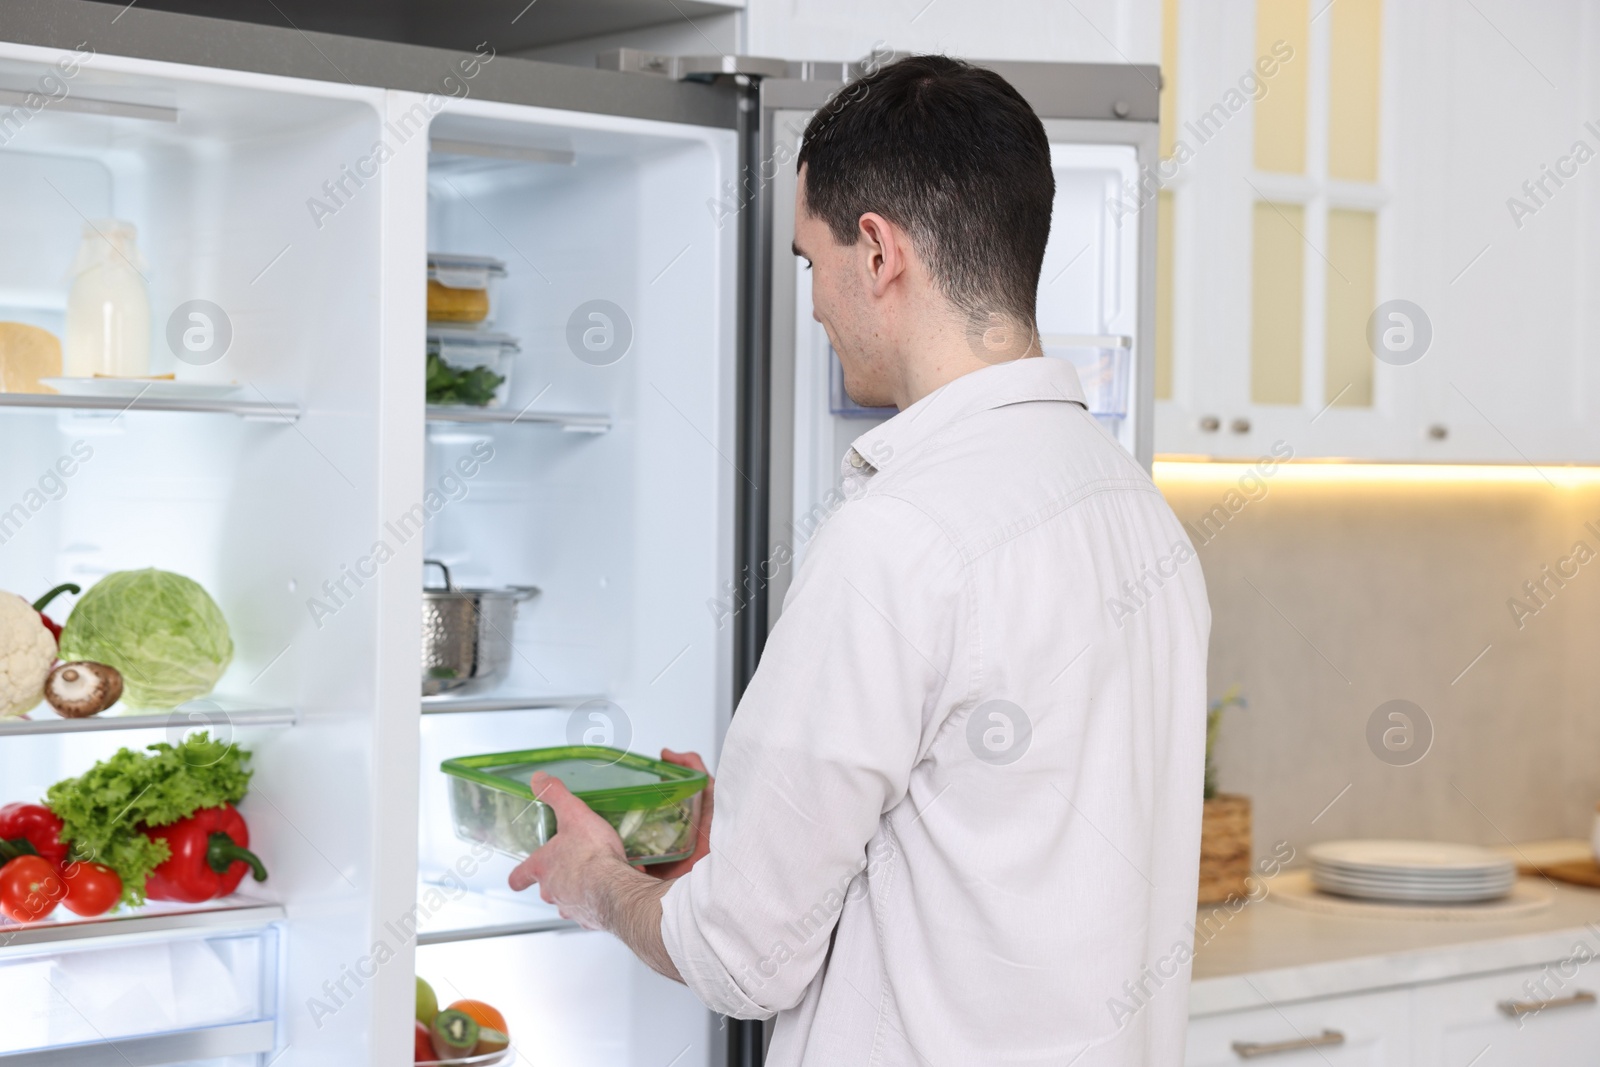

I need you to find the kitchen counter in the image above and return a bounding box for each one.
[1190,874,1600,1016]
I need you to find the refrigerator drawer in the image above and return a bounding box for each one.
[0,925,280,1063]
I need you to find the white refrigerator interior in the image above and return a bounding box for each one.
[0,38,736,1067]
[412,94,737,1067]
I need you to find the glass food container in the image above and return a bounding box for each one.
[441,746,708,865]
[427,253,506,325]
[426,328,517,408]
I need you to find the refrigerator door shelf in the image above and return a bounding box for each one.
[0,925,280,1059]
[1040,333,1133,423]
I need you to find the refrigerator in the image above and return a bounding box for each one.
[0,9,1158,1066]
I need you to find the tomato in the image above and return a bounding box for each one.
[447,999,507,1036]
[414,1020,434,1063]
[60,862,122,917]
[0,855,66,922]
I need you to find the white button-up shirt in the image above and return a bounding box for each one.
[661,357,1211,1066]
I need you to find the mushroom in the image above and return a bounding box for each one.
[44,661,123,718]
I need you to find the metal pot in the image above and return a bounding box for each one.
[421,559,540,696]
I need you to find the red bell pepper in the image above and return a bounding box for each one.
[30,583,80,644]
[144,804,268,903]
[0,802,69,868]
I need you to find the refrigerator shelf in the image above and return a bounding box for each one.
[422,694,604,715]
[0,704,298,738]
[414,885,580,946]
[426,405,611,433]
[0,392,301,422]
[0,900,285,953]
[0,1019,276,1067]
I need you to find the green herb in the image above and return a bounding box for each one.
[449,777,695,863]
[426,351,505,407]
[45,732,252,905]
[1204,685,1247,801]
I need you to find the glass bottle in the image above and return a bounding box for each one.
[64,219,151,378]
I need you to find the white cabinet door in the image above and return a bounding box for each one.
[1410,966,1600,1067]
[1156,0,1600,463]
[1402,0,1600,464]
[1185,988,1410,1066]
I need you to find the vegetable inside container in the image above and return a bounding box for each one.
[427,252,506,325]
[426,328,517,408]
[441,746,707,865]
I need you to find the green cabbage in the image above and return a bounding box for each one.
[60,569,234,709]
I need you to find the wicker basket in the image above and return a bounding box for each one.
[1198,794,1252,905]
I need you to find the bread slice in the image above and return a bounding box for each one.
[0,322,62,393]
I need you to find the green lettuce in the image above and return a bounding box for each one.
[59,568,233,709]
[45,732,252,905]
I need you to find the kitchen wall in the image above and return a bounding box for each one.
[1157,462,1600,866]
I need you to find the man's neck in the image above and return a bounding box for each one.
[892,312,1042,409]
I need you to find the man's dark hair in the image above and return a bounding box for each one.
[797,54,1055,327]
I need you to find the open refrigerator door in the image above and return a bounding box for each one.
[407,89,738,1067]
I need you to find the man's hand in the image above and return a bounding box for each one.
[506,771,683,981]
[644,749,714,881]
[508,772,630,929]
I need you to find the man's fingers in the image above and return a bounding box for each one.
[529,771,587,824]
[660,748,709,775]
[508,853,540,892]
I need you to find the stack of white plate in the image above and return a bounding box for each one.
[1308,840,1517,904]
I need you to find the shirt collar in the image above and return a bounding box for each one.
[844,356,1087,476]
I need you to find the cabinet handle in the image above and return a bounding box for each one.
[1498,990,1597,1017]
[1200,415,1221,432]
[1230,417,1251,434]
[1231,1030,1345,1059]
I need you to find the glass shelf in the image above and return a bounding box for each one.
[0,898,284,952]
[421,694,602,715]
[0,392,301,422]
[414,882,579,946]
[0,703,297,738]
[425,405,610,433]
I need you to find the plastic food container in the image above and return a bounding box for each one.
[442,746,708,865]
[427,252,507,325]
[426,327,517,408]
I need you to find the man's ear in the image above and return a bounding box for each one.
[856,212,909,298]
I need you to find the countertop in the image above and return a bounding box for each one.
[1189,864,1600,1016]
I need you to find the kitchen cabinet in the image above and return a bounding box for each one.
[1154,0,1600,463]
[1187,960,1600,1065]
[1185,987,1409,1065]
[1410,968,1600,1066]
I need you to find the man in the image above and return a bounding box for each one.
[511,55,1211,1066]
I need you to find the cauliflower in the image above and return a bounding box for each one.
[1,593,56,718]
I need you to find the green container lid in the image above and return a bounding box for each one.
[441,746,707,813]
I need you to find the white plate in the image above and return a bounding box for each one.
[1311,870,1515,894]
[1308,840,1514,876]
[42,377,242,400]
[1312,878,1515,904]
[1311,865,1514,885]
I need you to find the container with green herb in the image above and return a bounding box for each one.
[425,327,516,408]
[442,746,706,865]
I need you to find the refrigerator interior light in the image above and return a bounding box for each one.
[1153,460,1600,488]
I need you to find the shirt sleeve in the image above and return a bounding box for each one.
[660,491,967,1017]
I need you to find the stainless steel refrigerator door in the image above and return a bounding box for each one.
[760,66,1162,627]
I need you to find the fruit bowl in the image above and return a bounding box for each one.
[418,1050,514,1067]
